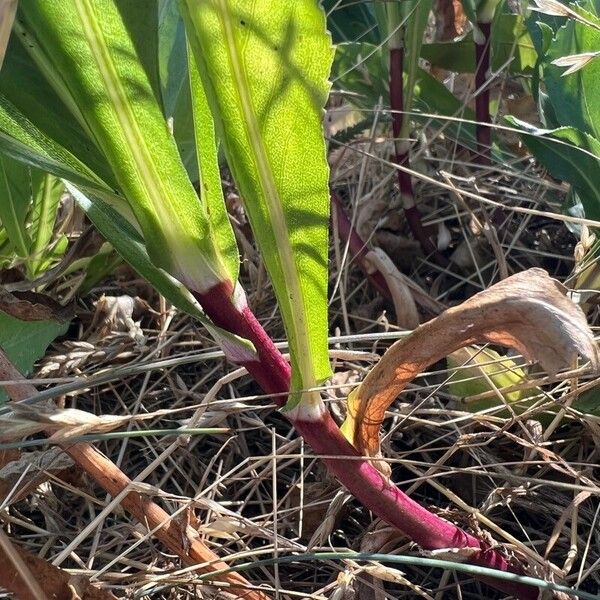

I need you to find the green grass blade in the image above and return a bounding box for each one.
[182,0,333,404]
[26,171,65,278]
[0,93,110,192]
[0,34,116,187]
[0,153,31,257]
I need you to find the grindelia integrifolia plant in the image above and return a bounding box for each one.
[0,1,595,598]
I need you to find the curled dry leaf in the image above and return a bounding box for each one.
[341,269,599,462]
[0,448,73,505]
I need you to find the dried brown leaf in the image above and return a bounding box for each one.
[342,269,599,462]
[1,404,129,443]
[0,289,73,322]
[0,0,16,70]
[552,51,600,76]
[364,249,419,329]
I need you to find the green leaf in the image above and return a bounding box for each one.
[0,153,32,257]
[0,92,110,192]
[18,1,232,291]
[545,5,600,138]
[0,34,116,187]
[115,0,163,110]
[572,383,600,416]
[187,38,238,283]
[27,171,65,278]
[322,0,378,44]
[77,243,123,295]
[67,183,257,364]
[421,14,536,74]
[332,42,387,109]
[0,310,68,380]
[157,0,198,179]
[508,118,600,220]
[182,0,333,403]
[0,308,68,405]
[447,346,540,413]
[403,0,434,131]
[413,67,478,150]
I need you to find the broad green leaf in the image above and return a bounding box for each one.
[182,0,333,403]
[0,310,68,380]
[447,346,540,413]
[18,1,232,291]
[115,0,163,110]
[0,307,68,405]
[67,184,257,364]
[0,153,32,257]
[421,14,537,74]
[508,118,600,220]
[27,171,65,278]
[545,4,600,139]
[571,383,600,415]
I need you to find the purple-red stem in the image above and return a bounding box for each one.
[331,192,394,301]
[193,282,537,599]
[390,48,448,266]
[474,22,492,166]
[194,281,291,398]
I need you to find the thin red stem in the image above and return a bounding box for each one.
[389,48,448,265]
[294,412,537,599]
[331,192,393,301]
[475,22,492,166]
[193,281,538,599]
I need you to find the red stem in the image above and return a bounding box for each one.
[331,192,393,301]
[295,412,537,599]
[194,281,538,599]
[389,48,448,266]
[193,281,291,400]
[474,22,492,166]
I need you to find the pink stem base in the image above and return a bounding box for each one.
[193,281,291,402]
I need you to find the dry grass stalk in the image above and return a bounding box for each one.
[0,350,269,600]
